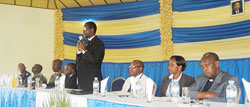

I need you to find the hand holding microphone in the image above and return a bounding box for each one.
[77,35,86,51]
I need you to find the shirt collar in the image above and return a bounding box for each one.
[169,72,183,82]
[88,35,96,41]
[69,72,75,77]
[132,73,143,81]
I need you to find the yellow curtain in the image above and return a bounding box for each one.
[54,9,64,60]
[63,14,160,35]
[174,35,250,60]
[159,0,173,60]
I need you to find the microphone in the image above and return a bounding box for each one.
[79,35,84,41]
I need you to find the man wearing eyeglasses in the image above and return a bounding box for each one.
[76,21,105,93]
[121,60,154,97]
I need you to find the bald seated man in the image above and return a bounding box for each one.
[18,63,31,87]
[189,52,240,102]
[122,60,155,97]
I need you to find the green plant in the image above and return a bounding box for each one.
[43,91,71,107]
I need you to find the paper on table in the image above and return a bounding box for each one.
[59,75,66,90]
[146,78,154,102]
[242,78,250,101]
[101,76,109,95]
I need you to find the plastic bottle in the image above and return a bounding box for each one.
[171,80,180,103]
[12,74,16,88]
[18,75,23,87]
[93,77,99,95]
[54,75,60,89]
[135,80,143,99]
[226,80,238,105]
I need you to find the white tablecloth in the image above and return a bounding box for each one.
[35,89,246,107]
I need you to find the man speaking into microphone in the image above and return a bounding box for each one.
[76,21,105,93]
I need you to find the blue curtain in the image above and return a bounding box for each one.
[172,20,250,43]
[63,30,161,49]
[62,0,159,21]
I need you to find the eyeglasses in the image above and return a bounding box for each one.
[83,27,91,31]
[128,65,141,69]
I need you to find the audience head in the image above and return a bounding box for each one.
[64,63,76,76]
[129,60,144,77]
[83,21,97,38]
[18,63,26,74]
[52,59,62,72]
[168,55,186,75]
[200,52,220,79]
[32,64,43,75]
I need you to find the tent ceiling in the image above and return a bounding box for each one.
[0,0,140,9]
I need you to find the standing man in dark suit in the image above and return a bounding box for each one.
[189,52,240,102]
[158,55,195,97]
[76,21,105,93]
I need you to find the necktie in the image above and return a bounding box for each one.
[85,40,90,47]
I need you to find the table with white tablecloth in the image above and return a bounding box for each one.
[0,88,247,107]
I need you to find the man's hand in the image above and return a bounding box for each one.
[77,41,86,51]
[195,92,219,99]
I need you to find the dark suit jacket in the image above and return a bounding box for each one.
[76,36,105,93]
[232,8,243,15]
[190,71,240,102]
[65,73,78,89]
[158,73,195,97]
[19,71,31,87]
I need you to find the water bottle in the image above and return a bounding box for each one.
[27,76,32,89]
[54,76,60,89]
[31,78,35,90]
[18,75,23,87]
[226,80,237,105]
[35,77,40,89]
[171,80,180,103]
[135,80,143,99]
[93,77,99,95]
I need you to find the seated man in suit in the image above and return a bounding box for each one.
[32,64,47,84]
[17,63,31,87]
[121,60,155,97]
[190,52,240,102]
[64,63,77,89]
[158,55,195,97]
[47,59,63,88]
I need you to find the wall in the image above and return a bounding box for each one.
[0,4,55,79]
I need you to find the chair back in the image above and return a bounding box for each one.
[236,88,241,103]
[153,82,157,95]
[111,77,126,91]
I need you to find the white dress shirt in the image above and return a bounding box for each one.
[166,72,182,97]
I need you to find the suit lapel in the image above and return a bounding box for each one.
[200,77,209,92]
[179,74,186,87]
[163,77,171,96]
[208,72,223,91]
